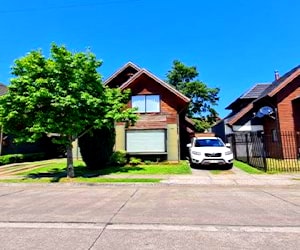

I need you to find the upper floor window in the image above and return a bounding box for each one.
[132,95,160,113]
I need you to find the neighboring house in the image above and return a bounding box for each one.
[0,83,7,96]
[104,62,194,161]
[214,65,300,159]
[0,83,62,157]
[212,83,270,141]
[252,65,300,159]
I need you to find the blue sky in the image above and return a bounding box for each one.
[0,0,299,118]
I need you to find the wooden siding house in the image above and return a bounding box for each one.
[219,65,300,159]
[212,83,270,142]
[105,62,194,161]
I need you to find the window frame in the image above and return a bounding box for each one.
[131,94,160,113]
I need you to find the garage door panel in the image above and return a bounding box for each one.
[126,130,166,153]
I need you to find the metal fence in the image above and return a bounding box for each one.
[227,131,300,172]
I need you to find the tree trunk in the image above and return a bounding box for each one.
[66,140,75,178]
[0,126,3,156]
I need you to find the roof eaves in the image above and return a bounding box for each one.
[103,61,141,86]
[120,68,190,103]
[255,65,300,102]
[227,102,254,126]
[185,116,195,125]
[268,66,300,97]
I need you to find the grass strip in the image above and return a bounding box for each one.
[234,160,264,174]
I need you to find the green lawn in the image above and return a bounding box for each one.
[233,160,265,174]
[0,159,191,183]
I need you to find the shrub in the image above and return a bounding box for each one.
[0,153,45,165]
[144,160,152,165]
[109,150,127,166]
[129,157,142,166]
[78,126,115,169]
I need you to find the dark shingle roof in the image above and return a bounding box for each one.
[225,83,270,110]
[240,83,271,99]
[228,64,300,126]
[0,83,8,96]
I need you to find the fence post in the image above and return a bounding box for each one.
[261,132,268,172]
[231,134,237,159]
[245,133,250,163]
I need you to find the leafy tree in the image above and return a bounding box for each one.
[166,60,219,131]
[0,44,137,177]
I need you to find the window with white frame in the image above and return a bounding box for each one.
[132,95,160,113]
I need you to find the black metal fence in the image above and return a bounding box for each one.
[227,131,300,172]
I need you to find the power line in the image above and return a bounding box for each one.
[0,0,144,14]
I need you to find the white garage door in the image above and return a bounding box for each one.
[126,130,166,153]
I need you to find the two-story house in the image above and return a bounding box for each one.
[104,62,194,161]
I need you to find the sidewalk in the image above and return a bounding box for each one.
[98,166,300,186]
[160,167,300,186]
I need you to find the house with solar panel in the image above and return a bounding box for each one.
[213,65,300,160]
[212,83,271,142]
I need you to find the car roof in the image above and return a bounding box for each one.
[195,137,220,140]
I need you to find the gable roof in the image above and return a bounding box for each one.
[255,65,300,101]
[119,68,190,103]
[227,65,300,126]
[0,83,8,96]
[226,83,270,110]
[103,61,141,86]
[227,103,254,126]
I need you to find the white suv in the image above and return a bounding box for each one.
[187,137,233,169]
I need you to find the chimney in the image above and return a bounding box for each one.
[274,70,280,81]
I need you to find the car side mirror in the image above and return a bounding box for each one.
[225,143,231,148]
[186,143,191,148]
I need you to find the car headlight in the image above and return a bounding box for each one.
[225,150,232,155]
[191,151,201,155]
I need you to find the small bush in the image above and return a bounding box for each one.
[0,153,46,166]
[109,150,127,166]
[129,157,142,166]
[144,160,152,165]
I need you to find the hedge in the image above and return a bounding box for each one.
[0,153,46,166]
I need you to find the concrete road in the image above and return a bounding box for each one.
[0,184,299,250]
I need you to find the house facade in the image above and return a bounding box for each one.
[253,66,300,158]
[216,65,300,160]
[105,62,194,161]
[212,83,270,142]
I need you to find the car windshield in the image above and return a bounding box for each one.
[195,139,224,147]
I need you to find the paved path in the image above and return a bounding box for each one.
[96,166,300,186]
[160,166,300,186]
